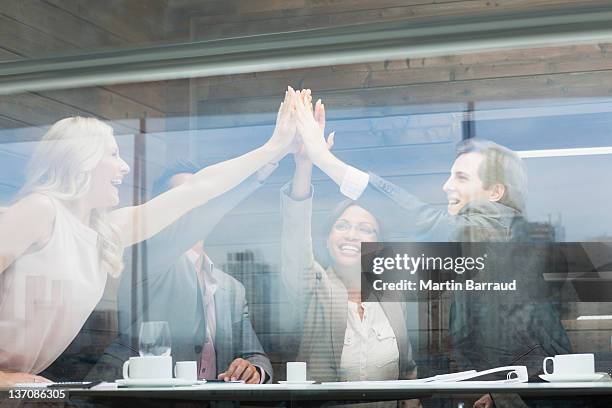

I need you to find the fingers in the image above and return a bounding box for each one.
[246,368,261,384]
[281,87,293,115]
[231,360,248,381]
[305,90,313,113]
[221,358,256,382]
[473,394,493,408]
[239,364,257,383]
[276,91,290,122]
[314,99,326,131]
[326,131,335,150]
[294,91,313,121]
[288,88,325,144]
[220,358,242,381]
[33,375,52,383]
[279,86,296,112]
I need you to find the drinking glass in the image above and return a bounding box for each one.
[139,321,171,357]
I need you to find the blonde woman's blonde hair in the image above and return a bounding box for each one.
[19,117,124,277]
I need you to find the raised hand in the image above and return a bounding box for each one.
[289,89,334,200]
[294,89,334,163]
[294,91,331,166]
[266,86,298,162]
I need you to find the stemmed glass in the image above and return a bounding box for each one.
[139,321,171,357]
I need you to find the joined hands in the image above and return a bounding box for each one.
[268,87,336,168]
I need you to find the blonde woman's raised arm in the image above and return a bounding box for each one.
[110,88,297,248]
[0,194,55,275]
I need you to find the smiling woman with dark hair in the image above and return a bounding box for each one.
[280,91,417,387]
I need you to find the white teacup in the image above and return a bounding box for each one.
[175,361,198,382]
[286,362,307,382]
[543,353,595,376]
[123,356,172,379]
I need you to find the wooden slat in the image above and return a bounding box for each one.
[0,1,125,54]
[0,93,140,135]
[191,0,612,40]
[196,70,612,127]
[373,45,612,85]
[237,0,439,14]
[0,93,87,126]
[37,88,164,126]
[193,43,612,101]
[0,13,169,130]
[0,47,21,61]
[0,14,68,56]
[0,114,30,130]
[193,0,587,27]
[166,0,237,40]
[103,82,170,114]
[44,0,169,43]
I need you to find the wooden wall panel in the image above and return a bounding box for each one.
[193,43,612,101]
[0,1,180,132]
[44,0,169,45]
[187,0,612,40]
[0,14,68,59]
[0,1,125,56]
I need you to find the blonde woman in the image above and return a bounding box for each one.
[0,88,298,386]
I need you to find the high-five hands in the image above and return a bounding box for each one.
[293,89,335,164]
[266,86,299,163]
[267,87,335,168]
[293,89,334,167]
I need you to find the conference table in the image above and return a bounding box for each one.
[4,381,612,405]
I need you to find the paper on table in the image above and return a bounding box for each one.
[409,370,479,383]
[321,366,529,386]
[396,366,528,384]
[92,382,118,390]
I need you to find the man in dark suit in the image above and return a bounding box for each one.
[89,160,274,383]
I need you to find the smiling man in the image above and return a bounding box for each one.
[443,146,521,216]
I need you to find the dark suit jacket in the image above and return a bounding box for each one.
[358,173,571,408]
[87,176,272,382]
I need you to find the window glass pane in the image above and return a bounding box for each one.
[1,22,612,406]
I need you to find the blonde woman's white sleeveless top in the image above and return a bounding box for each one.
[0,195,106,374]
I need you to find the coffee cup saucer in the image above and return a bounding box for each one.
[539,372,610,383]
[116,378,204,387]
[278,380,316,385]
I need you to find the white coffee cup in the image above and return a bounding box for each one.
[543,353,595,376]
[286,362,307,382]
[175,361,198,382]
[123,356,172,379]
